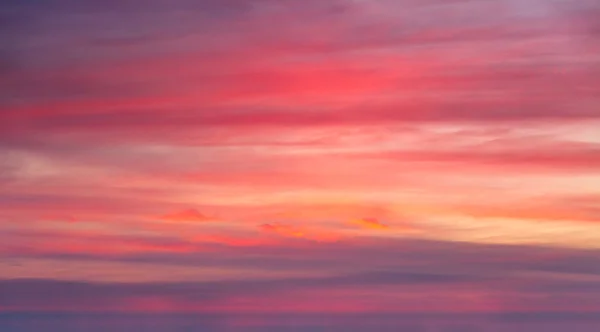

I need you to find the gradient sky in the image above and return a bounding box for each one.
[1,0,600,331]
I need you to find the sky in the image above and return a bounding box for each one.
[1,0,600,331]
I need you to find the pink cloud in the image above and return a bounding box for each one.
[259,223,340,242]
[159,209,217,222]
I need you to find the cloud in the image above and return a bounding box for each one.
[2,0,600,152]
[260,223,305,238]
[159,209,217,222]
[352,140,600,173]
[8,235,600,283]
[349,218,390,230]
[2,256,600,314]
[259,223,340,242]
[0,269,483,312]
[0,190,176,223]
[4,233,600,316]
[454,196,600,223]
[1,228,198,257]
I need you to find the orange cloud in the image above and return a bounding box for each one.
[350,218,390,230]
[159,209,216,222]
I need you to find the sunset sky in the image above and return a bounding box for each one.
[1,0,600,331]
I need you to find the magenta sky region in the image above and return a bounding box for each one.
[1,0,600,331]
